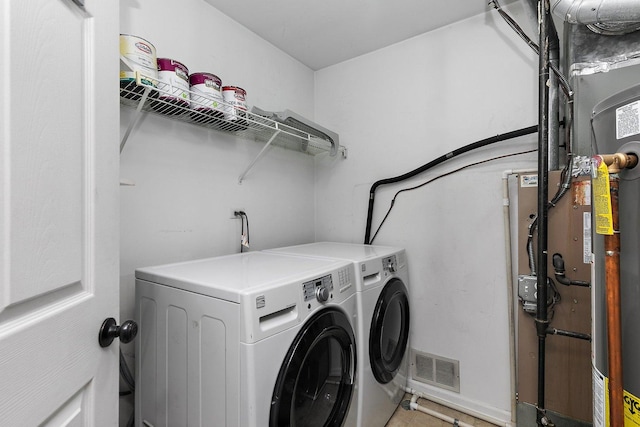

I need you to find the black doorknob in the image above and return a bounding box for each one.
[98,317,138,347]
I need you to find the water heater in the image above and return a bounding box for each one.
[591,82,640,427]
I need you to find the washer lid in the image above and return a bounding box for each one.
[266,241,402,262]
[135,252,350,303]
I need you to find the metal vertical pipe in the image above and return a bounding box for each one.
[548,26,560,171]
[535,0,551,426]
[604,176,624,427]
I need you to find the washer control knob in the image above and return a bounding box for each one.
[316,286,329,303]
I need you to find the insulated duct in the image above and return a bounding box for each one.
[551,0,640,35]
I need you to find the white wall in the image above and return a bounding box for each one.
[118,0,321,423]
[120,0,543,424]
[314,4,539,424]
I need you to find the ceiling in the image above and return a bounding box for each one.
[204,0,520,70]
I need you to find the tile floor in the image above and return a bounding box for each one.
[385,394,499,427]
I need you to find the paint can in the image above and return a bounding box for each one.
[222,86,248,131]
[119,34,158,100]
[189,72,224,124]
[151,58,190,115]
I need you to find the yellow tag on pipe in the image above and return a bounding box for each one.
[593,156,614,235]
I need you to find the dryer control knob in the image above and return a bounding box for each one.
[316,286,330,303]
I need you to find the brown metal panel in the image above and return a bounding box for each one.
[516,171,592,422]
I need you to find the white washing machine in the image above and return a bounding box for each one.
[134,251,359,427]
[265,242,411,427]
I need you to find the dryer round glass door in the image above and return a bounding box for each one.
[369,278,410,384]
[270,307,357,427]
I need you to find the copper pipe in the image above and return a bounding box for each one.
[601,152,638,173]
[604,176,624,427]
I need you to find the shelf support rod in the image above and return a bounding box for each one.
[120,86,152,154]
[238,129,282,184]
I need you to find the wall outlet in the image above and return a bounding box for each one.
[229,208,245,219]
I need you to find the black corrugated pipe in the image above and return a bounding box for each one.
[535,0,551,426]
[363,125,538,244]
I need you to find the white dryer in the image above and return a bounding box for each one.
[265,242,411,427]
[134,251,359,427]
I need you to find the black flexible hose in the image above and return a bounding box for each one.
[552,253,590,287]
[363,125,538,244]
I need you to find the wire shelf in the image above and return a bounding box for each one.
[119,72,339,157]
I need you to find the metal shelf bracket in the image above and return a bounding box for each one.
[120,77,152,154]
[238,129,282,184]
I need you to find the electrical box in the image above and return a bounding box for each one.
[517,274,537,301]
[518,275,542,314]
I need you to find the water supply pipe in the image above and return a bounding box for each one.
[605,175,624,427]
[402,394,475,427]
[402,387,513,427]
[599,152,638,172]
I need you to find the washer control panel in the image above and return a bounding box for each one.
[303,274,333,303]
[382,255,397,273]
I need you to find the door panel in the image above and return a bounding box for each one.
[9,0,84,304]
[369,278,410,384]
[270,308,357,427]
[0,0,119,424]
[41,385,92,427]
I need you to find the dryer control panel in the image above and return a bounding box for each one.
[303,274,333,303]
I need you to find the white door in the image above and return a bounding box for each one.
[0,0,120,425]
